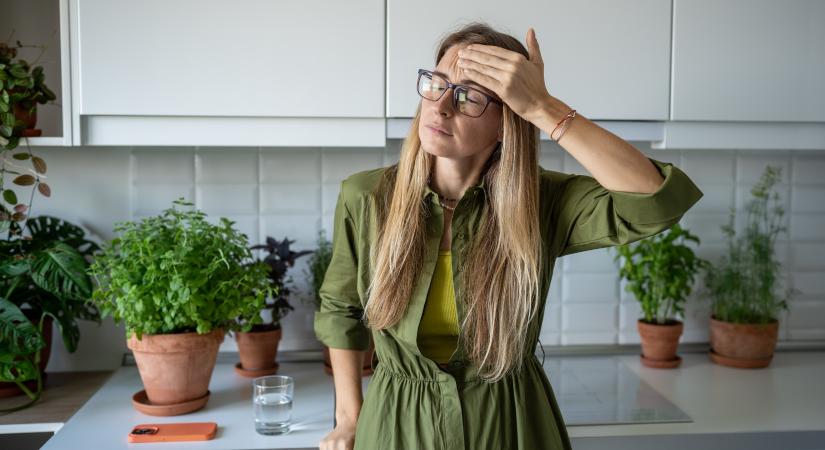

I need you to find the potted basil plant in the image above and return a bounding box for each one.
[614,223,711,368]
[88,198,274,415]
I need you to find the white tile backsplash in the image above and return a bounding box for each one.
[790,214,825,240]
[792,185,825,213]
[681,150,735,183]
[792,155,825,184]
[689,183,735,213]
[24,144,825,372]
[791,243,825,269]
[562,273,619,303]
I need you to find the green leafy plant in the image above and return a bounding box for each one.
[702,165,798,324]
[1,130,99,410]
[304,228,332,311]
[87,198,275,339]
[0,40,57,150]
[613,223,711,324]
[240,236,312,331]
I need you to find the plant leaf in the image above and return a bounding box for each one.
[31,156,46,174]
[29,242,92,301]
[37,182,51,197]
[2,189,17,204]
[13,174,36,186]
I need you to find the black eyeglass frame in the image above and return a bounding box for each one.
[416,68,503,118]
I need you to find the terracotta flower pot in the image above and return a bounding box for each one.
[709,315,778,368]
[235,327,282,371]
[9,89,42,137]
[637,318,683,368]
[127,329,224,406]
[0,312,53,398]
[322,339,376,377]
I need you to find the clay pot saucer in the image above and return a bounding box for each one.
[640,353,682,369]
[709,348,772,368]
[234,362,280,378]
[21,128,42,137]
[132,389,210,416]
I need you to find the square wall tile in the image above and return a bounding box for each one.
[261,184,321,214]
[562,273,619,303]
[261,148,322,184]
[197,148,258,184]
[132,148,195,184]
[322,148,384,182]
[197,184,258,215]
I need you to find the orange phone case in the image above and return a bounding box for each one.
[128,422,217,443]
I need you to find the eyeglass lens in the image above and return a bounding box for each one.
[417,71,489,117]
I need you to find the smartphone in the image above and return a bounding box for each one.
[128,422,217,443]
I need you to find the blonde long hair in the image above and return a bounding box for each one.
[364,22,543,382]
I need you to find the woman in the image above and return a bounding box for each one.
[316,22,703,450]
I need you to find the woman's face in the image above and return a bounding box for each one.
[418,44,503,160]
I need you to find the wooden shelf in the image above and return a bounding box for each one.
[0,371,112,434]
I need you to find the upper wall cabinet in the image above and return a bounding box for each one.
[70,0,386,146]
[671,0,825,122]
[386,0,672,121]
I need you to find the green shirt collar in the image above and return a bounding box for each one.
[423,175,486,200]
[422,143,499,201]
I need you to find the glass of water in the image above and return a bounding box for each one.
[253,375,294,435]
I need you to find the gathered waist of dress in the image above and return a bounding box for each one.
[373,354,543,383]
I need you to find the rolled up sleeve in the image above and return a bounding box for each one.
[551,157,704,257]
[313,181,371,351]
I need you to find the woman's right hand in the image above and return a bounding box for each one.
[318,422,357,450]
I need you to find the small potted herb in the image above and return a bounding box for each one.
[88,198,273,415]
[305,228,376,376]
[614,223,710,368]
[702,166,799,368]
[1,144,99,410]
[232,236,311,377]
[0,40,57,150]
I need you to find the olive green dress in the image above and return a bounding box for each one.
[314,157,703,450]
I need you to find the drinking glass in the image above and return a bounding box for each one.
[253,375,294,435]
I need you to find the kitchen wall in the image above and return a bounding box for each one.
[27,142,825,372]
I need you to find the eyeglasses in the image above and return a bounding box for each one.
[416,68,503,118]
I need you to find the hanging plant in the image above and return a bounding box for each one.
[0,40,58,150]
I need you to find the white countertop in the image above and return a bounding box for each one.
[39,351,825,449]
[568,350,825,438]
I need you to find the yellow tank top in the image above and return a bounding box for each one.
[417,249,459,364]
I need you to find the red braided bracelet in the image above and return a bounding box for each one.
[550,109,577,142]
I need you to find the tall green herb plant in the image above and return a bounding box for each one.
[703,166,798,324]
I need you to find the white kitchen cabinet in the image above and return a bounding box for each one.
[387,0,672,121]
[70,0,386,146]
[671,0,825,122]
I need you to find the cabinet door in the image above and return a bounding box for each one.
[74,0,384,118]
[387,0,672,120]
[671,0,825,122]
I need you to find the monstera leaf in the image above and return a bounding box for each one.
[25,215,100,257]
[0,298,43,383]
[0,232,99,354]
[29,242,92,302]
